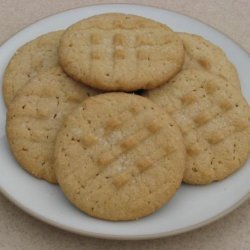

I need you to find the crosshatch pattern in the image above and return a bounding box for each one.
[55,93,186,220]
[6,66,100,183]
[3,31,64,106]
[146,69,250,184]
[59,13,184,91]
[179,32,241,89]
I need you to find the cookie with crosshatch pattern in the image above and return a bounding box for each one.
[179,32,241,89]
[58,13,184,91]
[3,31,64,107]
[54,93,186,220]
[145,69,250,184]
[6,66,100,183]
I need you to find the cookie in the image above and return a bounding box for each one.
[59,13,184,91]
[3,31,63,106]
[6,66,100,183]
[54,93,186,220]
[180,32,241,89]
[145,69,250,184]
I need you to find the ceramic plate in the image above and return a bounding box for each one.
[0,4,249,240]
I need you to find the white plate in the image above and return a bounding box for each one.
[0,4,249,240]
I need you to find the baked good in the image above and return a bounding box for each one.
[59,13,184,91]
[6,66,100,183]
[54,93,186,220]
[180,32,240,89]
[3,31,63,106]
[145,69,250,184]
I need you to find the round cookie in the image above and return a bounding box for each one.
[54,93,186,220]
[145,69,250,184]
[59,13,184,91]
[6,66,100,183]
[179,32,241,89]
[3,30,63,106]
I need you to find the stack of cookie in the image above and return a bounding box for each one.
[4,13,250,221]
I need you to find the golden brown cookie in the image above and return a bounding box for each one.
[3,31,63,106]
[180,32,241,89]
[145,69,250,184]
[6,66,100,183]
[59,13,184,91]
[54,93,186,220]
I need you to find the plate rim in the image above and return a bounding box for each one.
[0,3,249,240]
[0,179,249,240]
